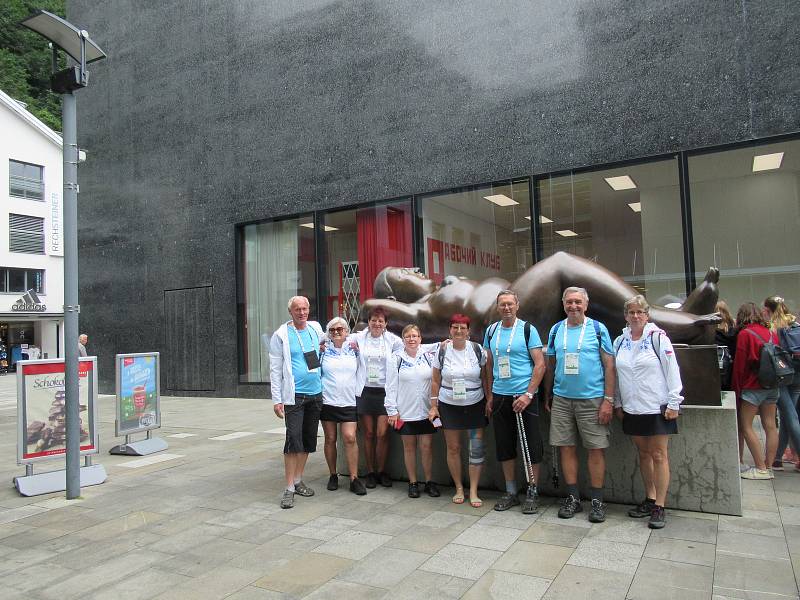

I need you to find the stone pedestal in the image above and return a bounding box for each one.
[338,391,741,515]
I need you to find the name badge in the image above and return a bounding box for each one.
[498,355,511,379]
[367,357,381,384]
[564,352,579,375]
[452,378,467,401]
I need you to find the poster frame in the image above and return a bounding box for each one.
[16,357,99,465]
[115,352,161,437]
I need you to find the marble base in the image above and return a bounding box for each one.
[338,391,742,515]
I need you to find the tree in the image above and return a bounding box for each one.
[0,0,66,131]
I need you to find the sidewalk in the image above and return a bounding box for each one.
[0,374,798,599]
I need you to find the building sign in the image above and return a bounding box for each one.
[16,358,99,464]
[50,191,63,256]
[427,237,501,284]
[115,352,161,436]
[12,290,46,312]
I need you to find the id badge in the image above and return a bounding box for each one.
[498,356,511,379]
[452,378,467,401]
[303,350,321,372]
[367,357,381,384]
[564,352,579,375]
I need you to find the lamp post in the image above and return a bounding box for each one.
[20,10,106,499]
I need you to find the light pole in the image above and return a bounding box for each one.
[20,10,106,499]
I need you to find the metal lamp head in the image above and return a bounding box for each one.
[20,10,106,64]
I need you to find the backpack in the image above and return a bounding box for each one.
[778,322,800,384]
[744,328,795,389]
[548,318,603,357]
[613,330,663,367]
[437,341,482,370]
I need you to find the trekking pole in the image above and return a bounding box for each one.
[552,446,560,488]
[515,411,535,489]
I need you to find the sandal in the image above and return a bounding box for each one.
[470,497,483,508]
[452,491,465,504]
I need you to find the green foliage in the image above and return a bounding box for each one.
[0,0,67,131]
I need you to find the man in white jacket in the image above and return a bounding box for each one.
[270,296,324,509]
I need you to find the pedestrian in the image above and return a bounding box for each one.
[78,334,88,357]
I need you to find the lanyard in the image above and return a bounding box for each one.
[449,345,470,377]
[495,319,518,358]
[291,324,313,352]
[367,333,386,356]
[563,318,589,353]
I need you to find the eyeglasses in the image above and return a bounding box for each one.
[627,310,647,316]
[328,327,346,333]
[450,325,469,330]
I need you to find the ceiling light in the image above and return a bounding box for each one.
[604,175,637,191]
[299,223,339,231]
[556,229,577,237]
[752,152,784,172]
[539,215,553,224]
[483,194,518,207]
[628,202,641,212]
[300,223,314,229]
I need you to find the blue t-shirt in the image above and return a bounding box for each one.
[288,325,322,395]
[546,318,613,400]
[483,320,542,395]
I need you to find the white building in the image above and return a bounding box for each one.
[0,89,64,365]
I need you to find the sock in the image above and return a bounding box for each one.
[646,497,656,504]
[286,484,295,492]
[590,487,603,502]
[566,484,579,500]
[505,480,517,495]
[294,477,302,485]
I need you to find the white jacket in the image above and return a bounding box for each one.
[384,346,440,420]
[352,329,403,394]
[269,320,324,405]
[613,322,683,414]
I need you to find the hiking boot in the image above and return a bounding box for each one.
[408,482,420,498]
[648,505,666,529]
[365,472,377,488]
[628,498,656,518]
[558,495,582,519]
[327,474,339,491]
[494,492,520,511]
[741,467,773,480]
[521,486,539,514]
[424,481,440,497]
[588,498,607,523]
[280,489,294,509]
[379,471,393,487]
[294,481,315,497]
[350,477,367,495]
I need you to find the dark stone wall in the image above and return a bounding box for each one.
[68,0,800,396]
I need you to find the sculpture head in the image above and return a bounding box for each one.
[374,267,437,303]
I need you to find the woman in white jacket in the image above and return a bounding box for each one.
[385,324,441,498]
[613,295,682,530]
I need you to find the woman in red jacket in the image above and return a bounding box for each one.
[732,303,779,479]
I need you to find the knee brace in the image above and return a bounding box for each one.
[468,437,485,465]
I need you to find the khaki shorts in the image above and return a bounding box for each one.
[549,396,610,449]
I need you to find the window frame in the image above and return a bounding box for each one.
[9,159,45,202]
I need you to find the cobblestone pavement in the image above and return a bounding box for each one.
[0,374,797,599]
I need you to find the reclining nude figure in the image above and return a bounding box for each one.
[358,252,720,345]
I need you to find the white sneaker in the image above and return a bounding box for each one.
[741,467,773,480]
[739,463,750,473]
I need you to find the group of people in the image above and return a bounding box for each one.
[716,296,800,479]
[270,288,684,529]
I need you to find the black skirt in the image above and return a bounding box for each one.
[357,386,387,416]
[395,419,438,436]
[622,411,678,436]
[438,399,488,430]
[320,404,357,423]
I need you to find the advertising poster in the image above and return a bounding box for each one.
[116,352,160,436]
[17,358,98,464]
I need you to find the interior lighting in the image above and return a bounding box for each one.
[539,215,553,224]
[300,223,338,231]
[628,202,642,212]
[752,152,784,172]
[483,194,518,206]
[556,229,578,237]
[604,175,637,191]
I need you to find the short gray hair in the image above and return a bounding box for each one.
[287,295,309,310]
[325,317,350,333]
[624,295,650,315]
[562,287,589,302]
[496,289,519,304]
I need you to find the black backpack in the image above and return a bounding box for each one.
[437,341,482,369]
[779,322,800,385]
[486,321,533,363]
[745,328,795,389]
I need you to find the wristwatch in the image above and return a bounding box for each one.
[603,396,614,404]
[524,391,534,400]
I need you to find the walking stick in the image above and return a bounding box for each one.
[515,411,535,489]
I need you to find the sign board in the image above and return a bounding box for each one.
[16,357,99,464]
[115,352,161,436]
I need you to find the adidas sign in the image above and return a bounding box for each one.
[12,290,46,312]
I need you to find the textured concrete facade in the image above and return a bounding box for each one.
[68,1,800,396]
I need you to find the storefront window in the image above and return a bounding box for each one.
[689,139,800,312]
[537,159,686,303]
[420,179,532,286]
[238,216,317,383]
[322,200,413,327]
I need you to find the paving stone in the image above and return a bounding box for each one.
[716,530,791,561]
[304,579,387,599]
[205,505,279,528]
[567,537,644,575]
[542,564,632,600]
[384,569,473,599]
[0,526,72,549]
[492,541,573,579]
[154,565,261,600]
[352,511,422,535]
[476,507,542,530]
[313,529,392,560]
[267,500,337,525]
[718,510,786,539]
[584,517,652,545]
[224,587,290,599]
[85,567,191,600]
[536,502,593,529]
[286,516,361,541]
[419,543,502,580]
[462,569,551,600]
[628,556,713,599]
[339,546,430,588]
[519,521,587,548]
[5,561,75,593]
[644,535,716,567]
[0,504,50,525]
[385,524,463,554]
[158,537,259,576]
[221,518,295,545]
[75,510,165,541]
[779,505,800,526]
[0,547,58,577]
[252,553,353,596]
[451,523,523,551]
[713,553,799,598]
[651,515,718,544]
[148,522,232,554]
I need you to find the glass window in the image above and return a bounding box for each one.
[26,269,44,294]
[420,179,532,285]
[689,139,800,312]
[0,269,6,293]
[9,160,44,201]
[8,269,25,292]
[238,216,317,383]
[537,159,686,303]
[8,213,45,254]
[322,200,413,327]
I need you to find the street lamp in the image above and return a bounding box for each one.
[20,10,106,499]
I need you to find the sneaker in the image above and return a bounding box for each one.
[628,498,656,518]
[558,495,582,519]
[280,489,294,509]
[772,461,785,472]
[521,486,539,514]
[648,505,666,529]
[327,474,339,491]
[408,482,420,498]
[349,477,367,495]
[494,492,521,511]
[379,471,393,487]
[739,463,750,473]
[783,448,798,463]
[365,472,377,489]
[424,481,440,497]
[740,467,773,480]
[588,499,607,523]
[294,481,315,497]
